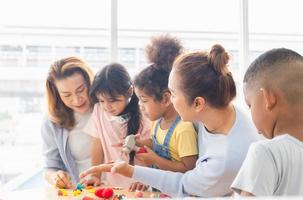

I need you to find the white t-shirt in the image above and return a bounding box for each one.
[231,134,303,196]
[68,112,92,174]
[133,106,260,197]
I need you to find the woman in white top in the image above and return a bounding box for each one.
[42,57,96,188]
[80,44,259,197]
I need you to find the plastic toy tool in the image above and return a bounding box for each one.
[122,135,136,154]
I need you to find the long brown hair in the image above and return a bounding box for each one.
[173,44,236,109]
[46,56,94,129]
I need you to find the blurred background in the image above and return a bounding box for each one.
[0,0,302,191]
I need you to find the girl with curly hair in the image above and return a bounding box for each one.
[132,35,198,174]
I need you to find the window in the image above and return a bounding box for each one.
[249,0,303,62]
[54,46,81,59]
[84,47,109,69]
[0,45,23,68]
[26,45,52,68]
[0,0,110,189]
[118,48,136,67]
[117,0,240,79]
[1,0,303,192]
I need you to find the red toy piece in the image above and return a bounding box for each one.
[134,190,144,198]
[137,146,147,154]
[94,188,104,198]
[159,193,170,198]
[94,187,114,198]
[82,196,95,200]
[102,188,114,198]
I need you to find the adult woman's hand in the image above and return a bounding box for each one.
[52,170,73,189]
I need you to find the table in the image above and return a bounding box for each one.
[0,187,155,200]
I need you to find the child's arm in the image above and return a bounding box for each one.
[81,137,103,186]
[136,146,198,172]
[91,137,104,177]
[91,137,104,167]
[155,155,197,173]
[80,161,133,180]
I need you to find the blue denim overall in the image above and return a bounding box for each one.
[151,116,181,192]
[152,116,181,163]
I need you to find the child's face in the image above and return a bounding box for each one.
[55,72,90,114]
[168,69,197,122]
[134,88,166,121]
[244,83,275,139]
[96,93,130,116]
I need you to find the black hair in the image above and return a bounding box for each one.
[134,35,183,101]
[244,48,303,84]
[90,63,141,164]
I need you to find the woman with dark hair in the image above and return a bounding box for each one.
[82,63,150,188]
[42,56,96,188]
[80,45,259,197]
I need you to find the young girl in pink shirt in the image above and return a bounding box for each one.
[83,63,150,188]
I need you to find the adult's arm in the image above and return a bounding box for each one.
[41,117,67,183]
[133,157,225,197]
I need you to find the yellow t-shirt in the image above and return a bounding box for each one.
[151,120,198,161]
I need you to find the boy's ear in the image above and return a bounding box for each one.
[162,91,172,106]
[193,97,206,112]
[260,88,277,110]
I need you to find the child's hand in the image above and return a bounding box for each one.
[52,170,73,189]
[135,146,158,166]
[133,133,142,142]
[80,174,102,186]
[128,182,149,192]
[79,161,134,179]
[79,163,114,180]
[111,160,134,177]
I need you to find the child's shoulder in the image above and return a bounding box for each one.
[91,104,110,122]
[176,120,195,128]
[174,120,197,135]
[92,103,101,111]
[93,103,109,116]
[250,134,303,156]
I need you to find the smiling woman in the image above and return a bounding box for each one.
[41,57,97,189]
[55,74,90,115]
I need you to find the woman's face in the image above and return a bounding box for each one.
[55,73,90,114]
[168,69,197,122]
